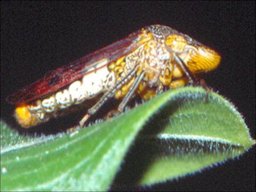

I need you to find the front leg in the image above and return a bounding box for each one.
[117,72,145,112]
[173,54,212,91]
[173,54,198,85]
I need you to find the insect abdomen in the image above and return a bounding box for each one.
[15,66,116,128]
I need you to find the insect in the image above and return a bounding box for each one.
[7,25,221,128]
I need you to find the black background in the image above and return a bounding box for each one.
[1,1,255,191]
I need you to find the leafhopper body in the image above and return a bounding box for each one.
[7,25,221,128]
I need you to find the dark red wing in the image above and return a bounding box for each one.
[7,30,142,104]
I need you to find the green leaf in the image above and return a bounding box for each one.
[0,86,174,191]
[136,91,255,185]
[125,88,255,186]
[0,121,52,153]
[1,87,255,191]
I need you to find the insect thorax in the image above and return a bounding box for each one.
[108,32,173,100]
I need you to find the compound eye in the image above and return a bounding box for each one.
[165,34,187,53]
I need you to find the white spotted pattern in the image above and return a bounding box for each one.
[28,66,116,122]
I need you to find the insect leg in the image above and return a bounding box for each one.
[79,66,138,126]
[118,71,145,112]
[173,54,212,102]
[173,54,197,85]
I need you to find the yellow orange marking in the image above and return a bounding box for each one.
[15,104,39,128]
[166,34,187,53]
[187,47,221,72]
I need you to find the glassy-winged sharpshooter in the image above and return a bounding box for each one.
[7,25,221,128]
